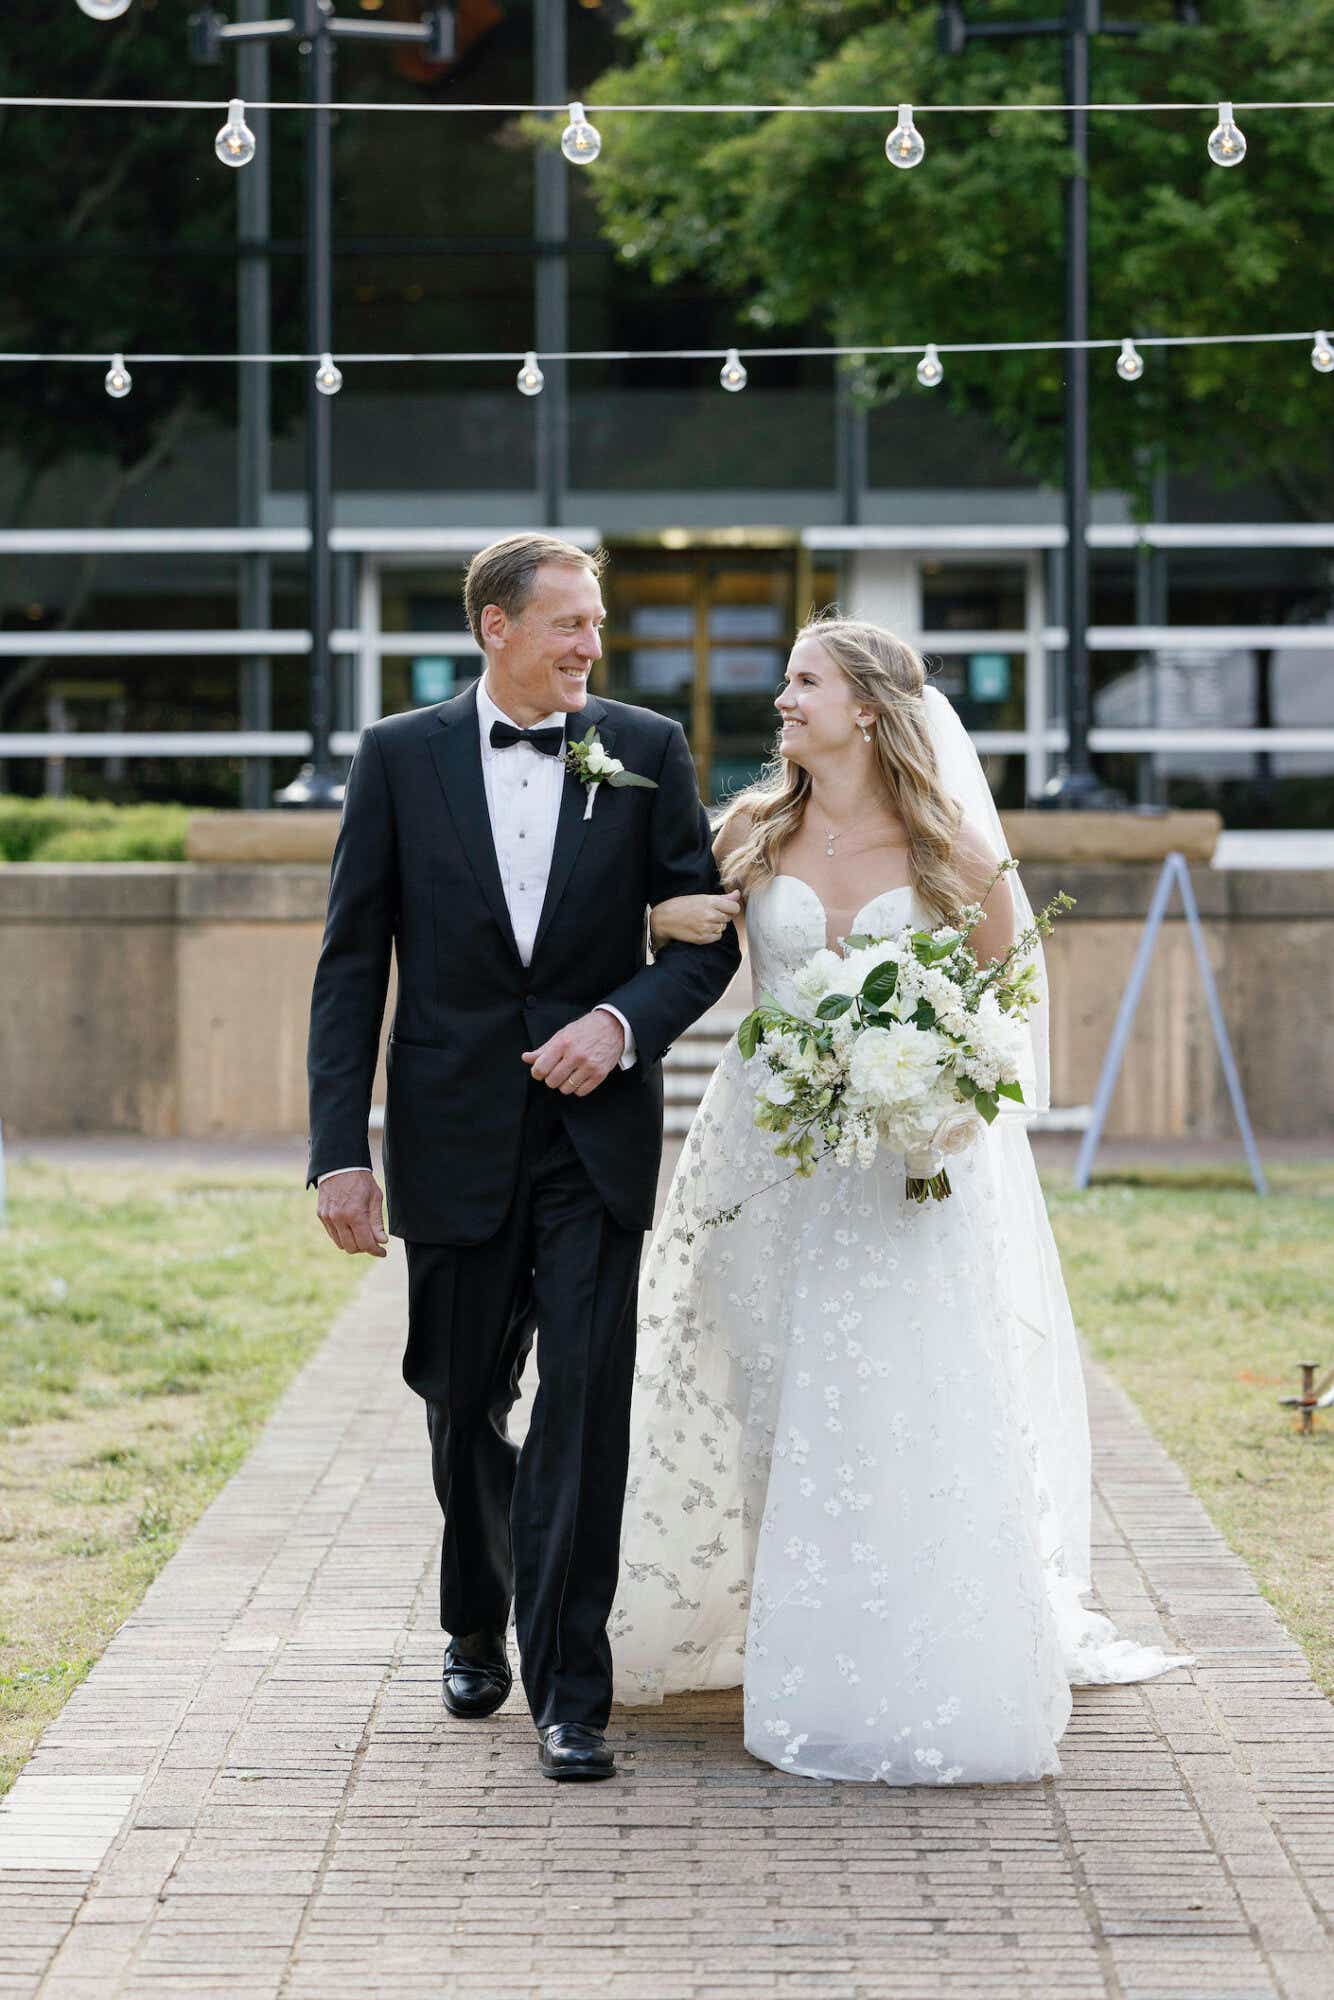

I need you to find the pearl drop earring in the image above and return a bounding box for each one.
[860,723,872,743]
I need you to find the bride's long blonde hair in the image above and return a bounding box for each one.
[716,614,968,922]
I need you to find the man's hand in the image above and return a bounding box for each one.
[522,1009,626,1097]
[316,1168,389,1257]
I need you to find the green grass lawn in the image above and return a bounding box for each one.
[1047,1162,1334,1699]
[0,1155,1329,1800]
[0,1160,362,1795]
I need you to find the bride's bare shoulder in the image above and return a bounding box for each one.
[712,801,756,869]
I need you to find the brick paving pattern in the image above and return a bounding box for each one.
[2,1237,1330,2000]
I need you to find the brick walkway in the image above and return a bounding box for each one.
[2,1241,1331,2000]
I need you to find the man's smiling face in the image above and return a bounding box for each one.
[481,563,607,726]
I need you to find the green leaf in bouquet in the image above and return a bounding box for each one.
[816,992,855,1020]
[913,932,961,965]
[974,1092,1000,1124]
[860,961,899,1008]
[843,933,873,952]
[996,1078,1025,1104]
[607,769,659,790]
[737,1011,763,1059]
[955,1073,977,1099]
[581,726,598,746]
[912,999,938,1030]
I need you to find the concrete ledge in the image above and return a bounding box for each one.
[1001,809,1221,864]
[187,811,341,864]
[0,863,183,922]
[189,807,1223,870]
[176,866,330,922]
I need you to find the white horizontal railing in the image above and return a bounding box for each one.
[5,727,1333,760]
[0,525,600,557]
[3,625,1326,659]
[919,626,1334,652]
[1,522,1332,556]
[0,628,480,657]
[806,523,1334,551]
[0,630,313,657]
[7,732,317,756]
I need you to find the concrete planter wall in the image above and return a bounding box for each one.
[1,860,1329,1142]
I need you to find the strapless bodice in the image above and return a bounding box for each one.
[745,874,927,1010]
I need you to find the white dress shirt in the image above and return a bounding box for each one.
[317,675,635,1186]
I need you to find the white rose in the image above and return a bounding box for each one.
[793,947,844,1007]
[585,742,612,775]
[602,755,625,776]
[931,1106,987,1158]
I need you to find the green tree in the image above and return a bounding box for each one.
[579,0,1334,518]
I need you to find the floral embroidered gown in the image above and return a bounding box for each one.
[610,874,1188,1785]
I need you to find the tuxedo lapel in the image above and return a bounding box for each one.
[531,695,616,964]
[426,684,521,963]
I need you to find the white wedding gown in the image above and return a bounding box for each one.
[611,874,1189,1784]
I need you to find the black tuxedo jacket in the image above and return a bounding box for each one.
[305,682,741,1243]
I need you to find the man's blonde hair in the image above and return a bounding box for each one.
[463,534,606,645]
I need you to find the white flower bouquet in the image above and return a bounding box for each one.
[729,865,1072,1206]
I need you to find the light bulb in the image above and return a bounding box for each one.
[314,353,343,396]
[885,104,925,171]
[1207,101,1246,167]
[104,353,132,399]
[560,102,601,166]
[1312,331,1334,375]
[1116,338,1144,382]
[215,99,256,169]
[517,351,545,397]
[76,0,133,19]
[719,347,748,393]
[916,343,942,388]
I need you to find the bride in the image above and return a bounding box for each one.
[611,614,1188,1785]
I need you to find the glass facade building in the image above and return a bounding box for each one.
[1,0,1331,822]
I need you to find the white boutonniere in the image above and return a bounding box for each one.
[565,726,659,821]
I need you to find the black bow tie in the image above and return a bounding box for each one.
[489,720,566,757]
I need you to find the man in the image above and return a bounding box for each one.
[307,534,740,1781]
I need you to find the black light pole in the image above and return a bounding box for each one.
[938,0,1193,807]
[190,1,455,808]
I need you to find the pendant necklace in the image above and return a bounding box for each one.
[824,823,842,859]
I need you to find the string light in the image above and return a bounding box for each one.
[314,353,343,395]
[75,0,133,19]
[916,343,942,388]
[517,350,545,396]
[215,98,256,168]
[560,101,601,165]
[1208,101,1246,166]
[885,104,925,170]
[5,92,1330,114]
[719,348,748,392]
[104,353,131,398]
[1116,338,1144,381]
[7,330,1330,383]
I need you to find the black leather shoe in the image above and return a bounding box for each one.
[538,1723,616,1782]
[441,1630,512,1718]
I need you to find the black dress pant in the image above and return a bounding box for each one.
[403,1074,643,1732]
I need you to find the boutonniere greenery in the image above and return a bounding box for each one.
[565,726,659,821]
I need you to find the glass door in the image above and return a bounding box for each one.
[601,546,837,803]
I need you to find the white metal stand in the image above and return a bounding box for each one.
[1073,850,1267,1194]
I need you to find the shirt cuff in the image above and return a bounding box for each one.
[595,1003,637,1069]
[317,1167,366,1185]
